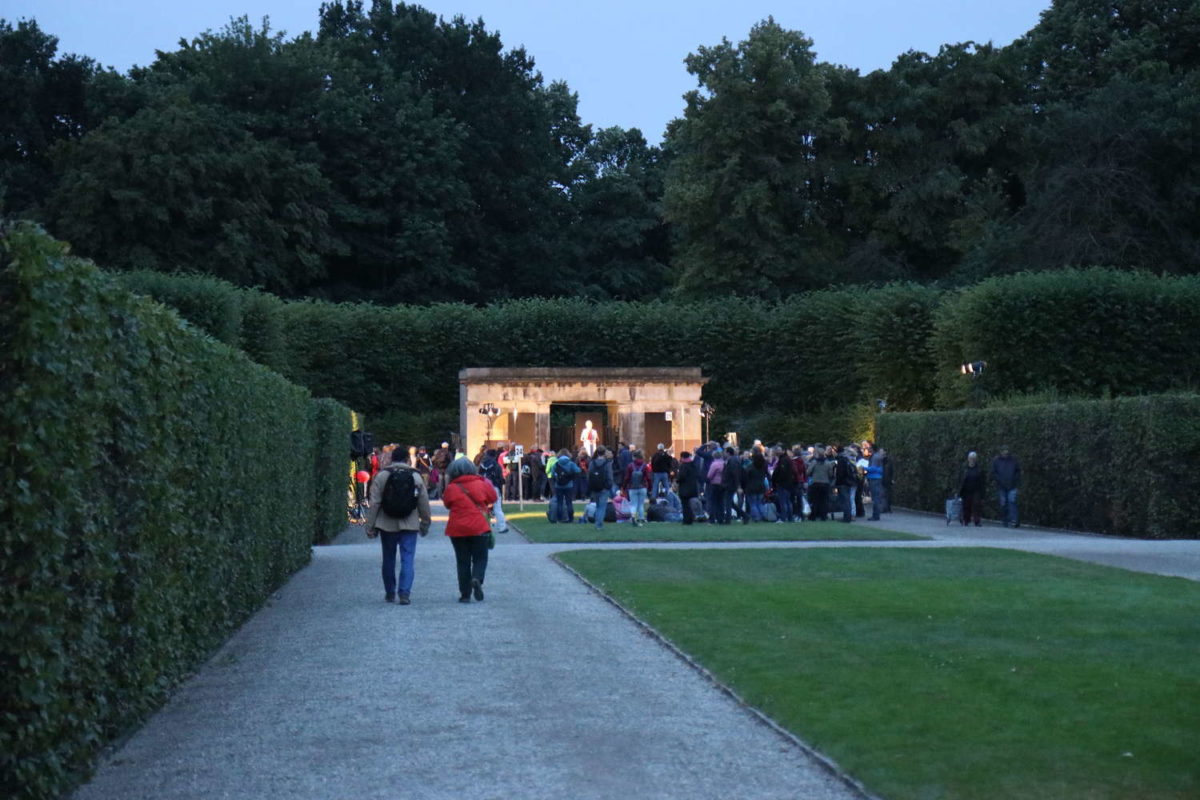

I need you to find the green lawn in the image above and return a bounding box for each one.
[557,547,1200,800]
[503,503,925,543]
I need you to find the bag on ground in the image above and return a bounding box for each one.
[945,496,962,525]
[762,502,778,522]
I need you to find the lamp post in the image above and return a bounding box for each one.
[699,402,715,443]
[479,402,500,446]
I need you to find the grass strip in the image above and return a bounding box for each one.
[503,503,925,543]
[558,547,1200,800]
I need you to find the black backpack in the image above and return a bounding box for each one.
[481,458,503,487]
[588,460,609,492]
[380,467,419,518]
[553,461,575,487]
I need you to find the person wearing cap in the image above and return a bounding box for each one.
[366,445,432,605]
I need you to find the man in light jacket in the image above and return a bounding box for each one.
[366,445,432,604]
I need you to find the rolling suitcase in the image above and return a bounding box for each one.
[945,496,962,525]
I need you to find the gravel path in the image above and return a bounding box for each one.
[73,518,861,800]
[72,507,1199,799]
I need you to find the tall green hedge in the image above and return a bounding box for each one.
[930,269,1200,408]
[0,225,348,800]
[312,397,354,544]
[875,394,1200,539]
[113,267,1200,447]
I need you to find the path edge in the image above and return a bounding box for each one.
[550,553,885,800]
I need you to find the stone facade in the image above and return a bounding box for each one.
[460,367,708,456]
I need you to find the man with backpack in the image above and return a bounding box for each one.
[589,447,616,530]
[549,449,581,523]
[479,448,508,533]
[366,445,432,604]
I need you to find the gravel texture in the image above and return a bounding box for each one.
[73,507,1199,799]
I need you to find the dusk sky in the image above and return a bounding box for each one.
[4,0,1052,141]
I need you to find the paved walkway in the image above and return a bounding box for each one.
[73,508,1200,800]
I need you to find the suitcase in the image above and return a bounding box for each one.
[945,496,962,525]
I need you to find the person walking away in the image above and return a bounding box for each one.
[959,451,985,526]
[745,450,768,522]
[623,450,652,527]
[991,445,1021,527]
[441,458,495,603]
[675,451,701,525]
[650,444,673,499]
[771,447,796,522]
[479,448,508,533]
[588,447,616,529]
[550,449,580,523]
[705,449,726,524]
[867,442,887,521]
[366,445,432,604]
[431,441,452,498]
[807,449,833,521]
[722,447,747,524]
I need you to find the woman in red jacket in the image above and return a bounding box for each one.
[441,458,497,603]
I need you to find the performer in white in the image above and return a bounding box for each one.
[580,420,599,457]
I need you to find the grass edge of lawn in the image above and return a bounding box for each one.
[548,552,884,800]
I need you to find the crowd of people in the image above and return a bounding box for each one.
[455,438,897,528]
[353,435,1023,604]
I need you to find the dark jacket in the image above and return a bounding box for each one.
[772,455,797,488]
[960,464,985,497]
[745,462,768,495]
[676,458,700,498]
[991,454,1021,490]
[835,455,858,487]
[651,451,674,474]
[590,455,615,492]
[722,455,744,491]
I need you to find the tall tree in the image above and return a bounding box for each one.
[664,19,846,299]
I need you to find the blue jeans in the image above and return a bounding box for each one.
[998,488,1019,526]
[747,493,764,521]
[868,478,885,520]
[628,488,647,522]
[592,488,612,529]
[837,486,854,521]
[775,488,793,521]
[554,485,575,522]
[651,472,670,499]
[380,530,418,596]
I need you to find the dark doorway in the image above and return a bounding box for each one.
[549,403,617,455]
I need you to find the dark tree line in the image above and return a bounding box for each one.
[2,0,1198,303]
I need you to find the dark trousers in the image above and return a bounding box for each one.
[450,534,489,598]
[553,485,575,522]
[809,483,831,520]
[681,494,697,525]
[707,484,726,523]
[961,492,983,525]
[869,478,885,520]
[855,480,865,517]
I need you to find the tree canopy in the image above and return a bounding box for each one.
[2,0,1198,303]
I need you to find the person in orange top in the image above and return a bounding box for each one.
[441,458,497,603]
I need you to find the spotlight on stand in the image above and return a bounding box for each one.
[960,361,987,378]
[479,402,500,443]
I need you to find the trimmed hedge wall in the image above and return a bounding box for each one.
[0,225,350,799]
[117,267,1200,447]
[875,394,1200,539]
[312,397,354,544]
